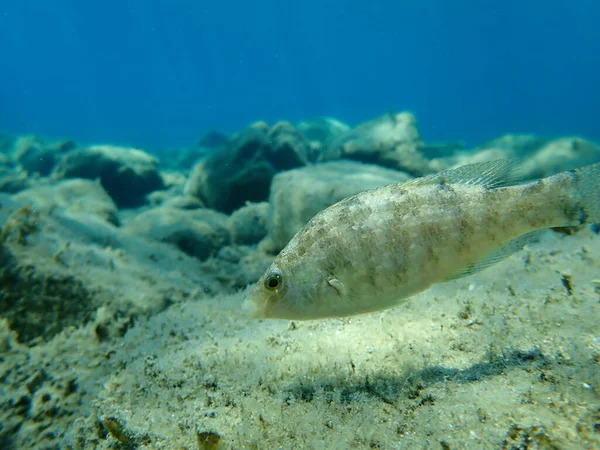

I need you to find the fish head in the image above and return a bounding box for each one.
[243,256,340,320]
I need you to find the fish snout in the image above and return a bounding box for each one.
[242,293,266,318]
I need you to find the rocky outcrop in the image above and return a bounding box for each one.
[53,145,164,207]
[184,122,309,213]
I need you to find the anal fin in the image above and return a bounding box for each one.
[445,230,545,281]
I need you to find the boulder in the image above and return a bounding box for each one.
[296,117,351,162]
[197,129,228,148]
[265,161,412,251]
[0,168,29,193]
[228,202,269,245]
[0,193,217,346]
[53,145,164,207]
[475,134,548,157]
[420,141,466,159]
[160,195,205,210]
[123,207,230,260]
[0,152,13,167]
[12,135,76,176]
[14,178,119,225]
[320,112,431,176]
[160,130,228,171]
[145,171,191,207]
[184,121,309,213]
[429,147,517,173]
[0,133,14,154]
[521,137,600,179]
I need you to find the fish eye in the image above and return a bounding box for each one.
[264,269,283,291]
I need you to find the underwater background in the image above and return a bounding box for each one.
[1,0,600,150]
[1,1,600,449]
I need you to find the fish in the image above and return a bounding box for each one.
[243,160,600,320]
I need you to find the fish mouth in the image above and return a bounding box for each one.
[243,288,285,319]
[242,294,265,318]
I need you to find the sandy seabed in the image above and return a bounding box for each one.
[50,230,599,450]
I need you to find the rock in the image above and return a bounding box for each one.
[0,152,13,167]
[197,130,228,148]
[265,161,412,251]
[476,134,548,156]
[0,133,14,154]
[53,145,164,208]
[146,189,176,207]
[14,178,119,225]
[460,147,517,164]
[420,141,466,159]
[521,137,600,179]
[0,188,261,447]
[429,147,517,173]
[13,135,76,176]
[161,170,187,189]
[268,121,311,165]
[145,171,190,207]
[201,245,273,290]
[161,195,205,210]
[0,241,96,343]
[0,192,215,346]
[163,146,214,171]
[296,117,351,161]
[228,202,269,245]
[184,121,309,213]
[0,168,29,193]
[320,112,431,176]
[123,207,230,260]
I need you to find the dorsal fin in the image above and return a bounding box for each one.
[403,159,523,189]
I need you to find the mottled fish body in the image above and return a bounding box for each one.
[244,160,600,320]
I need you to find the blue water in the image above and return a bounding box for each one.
[1,0,599,151]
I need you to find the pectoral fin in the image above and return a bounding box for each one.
[327,277,347,297]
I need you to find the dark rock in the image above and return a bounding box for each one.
[320,112,432,176]
[13,136,76,176]
[53,145,164,208]
[123,207,230,260]
[197,130,228,148]
[184,121,309,213]
[228,202,269,245]
[265,161,411,251]
[0,241,95,343]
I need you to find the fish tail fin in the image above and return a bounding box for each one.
[559,162,600,226]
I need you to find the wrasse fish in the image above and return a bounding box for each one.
[244,160,600,320]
